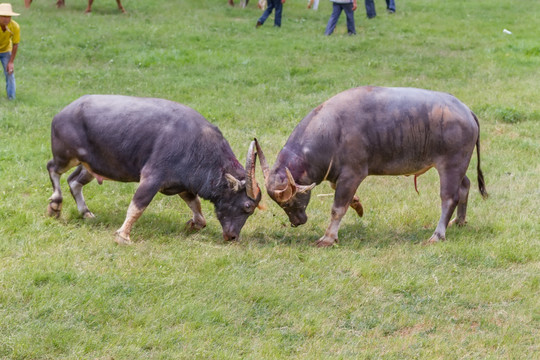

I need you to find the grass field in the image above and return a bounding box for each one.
[0,0,539,358]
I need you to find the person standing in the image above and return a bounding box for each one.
[365,0,395,19]
[307,0,320,10]
[256,0,286,28]
[0,3,19,100]
[325,0,358,36]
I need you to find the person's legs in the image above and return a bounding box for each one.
[274,1,283,26]
[258,0,276,25]
[343,3,356,34]
[386,0,395,12]
[0,52,15,100]
[325,3,342,35]
[364,0,376,18]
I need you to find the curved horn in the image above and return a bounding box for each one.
[271,168,296,203]
[269,168,294,203]
[245,140,260,200]
[286,167,315,194]
[296,182,316,194]
[254,138,270,184]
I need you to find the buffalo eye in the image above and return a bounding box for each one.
[244,202,254,213]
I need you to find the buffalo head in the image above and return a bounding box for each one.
[254,139,315,227]
[214,140,262,241]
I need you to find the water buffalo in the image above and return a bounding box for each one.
[256,86,488,246]
[47,95,261,244]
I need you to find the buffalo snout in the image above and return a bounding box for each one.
[288,211,308,227]
[223,231,239,242]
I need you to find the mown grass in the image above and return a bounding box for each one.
[0,0,539,358]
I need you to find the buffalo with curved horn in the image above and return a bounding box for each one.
[255,87,487,246]
[47,95,261,244]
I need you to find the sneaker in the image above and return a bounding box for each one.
[256,21,263,28]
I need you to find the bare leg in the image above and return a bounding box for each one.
[85,0,93,13]
[68,165,96,218]
[115,177,160,244]
[317,172,365,247]
[179,192,206,231]
[449,175,470,227]
[116,0,126,13]
[24,0,32,8]
[56,0,65,8]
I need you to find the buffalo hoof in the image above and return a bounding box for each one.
[114,231,133,245]
[47,202,62,218]
[449,218,467,227]
[185,219,206,231]
[425,233,445,245]
[315,236,337,248]
[83,211,95,219]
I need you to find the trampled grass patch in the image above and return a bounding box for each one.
[1,0,539,358]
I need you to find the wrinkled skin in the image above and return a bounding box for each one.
[260,87,487,247]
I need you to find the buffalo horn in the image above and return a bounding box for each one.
[254,138,270,184]
[271,168,296,203]
[245,140,260,200]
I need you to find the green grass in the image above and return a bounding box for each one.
[1,0,539,358]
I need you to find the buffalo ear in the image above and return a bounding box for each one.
[225,174,245,192]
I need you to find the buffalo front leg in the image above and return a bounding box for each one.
[179,192,206,231]
[68,165,96,219]
[317,173,365,247]
[330,182,363,217]
[427,168,463,244]
[449,175,470,227]
[115,177,160,245]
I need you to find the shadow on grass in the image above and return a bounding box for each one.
[245,217,494,250]
[58,204,494,250]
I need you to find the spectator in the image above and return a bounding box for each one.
[325,0,358,36]
[365,0,395,19]
[307,0,319,10]
[256,0,286,28]
[0,3,20,100]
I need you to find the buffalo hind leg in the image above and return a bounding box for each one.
[449,175,470,227]
[317,172,365,247]
[179,192,206,231]
[47,157,78,218]
[115,177,160,245]
[68,165,96,219]
[47,160,64,218]
[427,168,463,243]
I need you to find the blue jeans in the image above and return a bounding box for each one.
[325,3,356,35]
[365,0,395,18]
[258,0,283,27]
[0,52,16,100]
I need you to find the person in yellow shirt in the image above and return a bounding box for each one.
[0,3,20,100]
